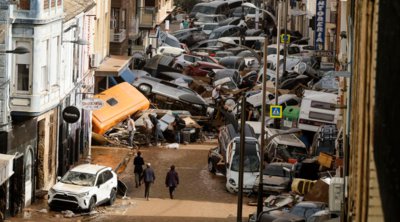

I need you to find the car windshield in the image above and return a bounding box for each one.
[278,145,308,159]
[290,205,323,219]
[198,16,216,23]
[192,6,216,14]
[204,24,218,30]
[209,31,221,39]
[164,37,181,48]
[267,48,277,55]
[61,171,96,186]
[231,142,259,172]
[264,165,290,177]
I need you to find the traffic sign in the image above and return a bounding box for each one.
[270,105,282,118]
[280,34,291,44]
[82,98,104,110]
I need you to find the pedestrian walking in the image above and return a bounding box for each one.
[146,44,153,58]
[127,115,136,147]
[179,20,185,29]
[165,165,179,199]
[149,113,165,146]
[142,163,155,200]
[133,151,145,188]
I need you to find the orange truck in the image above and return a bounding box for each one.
[92,82,150,135]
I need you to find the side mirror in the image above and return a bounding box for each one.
[57,176,61,182]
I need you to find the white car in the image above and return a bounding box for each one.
[48,164,118,212]
[156,46,185,57]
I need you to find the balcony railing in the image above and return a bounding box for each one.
[110,29,126,43]
[139,7,155,28]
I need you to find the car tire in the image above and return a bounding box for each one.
[208,159,216,174]
[108,188,117,206]
[88,196,96,212]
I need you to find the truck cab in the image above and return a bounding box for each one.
[208,124,260,193]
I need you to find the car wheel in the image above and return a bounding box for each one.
[208,159,216,174]
[88,196,96,212]
[108,188,117,205]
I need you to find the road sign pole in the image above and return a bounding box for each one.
[274,1,282,129]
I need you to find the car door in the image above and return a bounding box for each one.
[102,170,116,197]
[95,171,109,202]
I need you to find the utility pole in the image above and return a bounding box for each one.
[282,0,288,78]
[274,0,282,129]
[236,94,246,222]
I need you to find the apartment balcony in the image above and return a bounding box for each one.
[110,29,126,43]
[139,7,155,29]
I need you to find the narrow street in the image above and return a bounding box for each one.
[10,141,256,222]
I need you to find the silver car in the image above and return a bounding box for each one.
[132,74,208,115]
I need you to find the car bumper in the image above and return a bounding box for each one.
[253,184,288,194]
[48,193,90,211]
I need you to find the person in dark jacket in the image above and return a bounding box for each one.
[149,113,165,146]
[142,163,155,200]
[165,165,179,199]
[133,151,145,188]
[173,114,185,143]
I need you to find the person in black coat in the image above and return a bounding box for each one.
[133,151,145,188]
[165,165,179,199]
[149,113,165,146]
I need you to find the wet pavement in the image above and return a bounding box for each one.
[8,141,256,222]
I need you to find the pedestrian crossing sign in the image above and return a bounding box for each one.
[270,105,282,118]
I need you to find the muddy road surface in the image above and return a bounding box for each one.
[10,142,256,222]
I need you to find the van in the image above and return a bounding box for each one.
[190,1,230,18]
[92,82,150,135]
[208,124,260,193]
[298,90,339,132]
[264,128,308,163]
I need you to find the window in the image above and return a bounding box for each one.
[17,64,29,91]
[96,173,104,186]
[103,170,113,182]
[286,99,299,106]
[18,0,30,10]
[309,111,335,122]
[121,9,126,29]
[107,98,118,106]
[311,101,336,111]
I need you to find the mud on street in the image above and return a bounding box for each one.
[10,142,256,222]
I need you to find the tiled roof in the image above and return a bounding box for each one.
[64,0,96,22]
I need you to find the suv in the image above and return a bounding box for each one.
[48,164,118,212]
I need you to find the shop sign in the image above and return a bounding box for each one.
[314,0,327,50]
[62,106,80,123]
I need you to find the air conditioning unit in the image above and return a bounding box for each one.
[329,177,344,212]
[90,53,101,68]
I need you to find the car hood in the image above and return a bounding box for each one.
[179,94,207,105]
[52,182,93,194]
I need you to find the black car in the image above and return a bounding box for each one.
[209,25,240,40]
[218,17,241,26]
[218,56,246,72]
[172,28,208,47]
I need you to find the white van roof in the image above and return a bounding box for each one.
[303,90,337,103]
[266,128,306,148]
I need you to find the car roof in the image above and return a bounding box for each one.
[71,164,109,174]
[294,201,327,208]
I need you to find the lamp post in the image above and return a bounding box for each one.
[256,128,301,221]
[62,38,88,45]
[0,46,30,54]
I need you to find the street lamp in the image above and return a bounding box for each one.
[241,2,277,26]
[62,38,88,45]
[0,46,30,54]
[256,127,301,221]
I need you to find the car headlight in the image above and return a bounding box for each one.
[192,104,203,110]
[77,191,89,198]
[48,188,56,195]
[228,178,236,186]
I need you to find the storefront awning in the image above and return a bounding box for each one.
[0,154,14,185]
[95,55,132,77]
